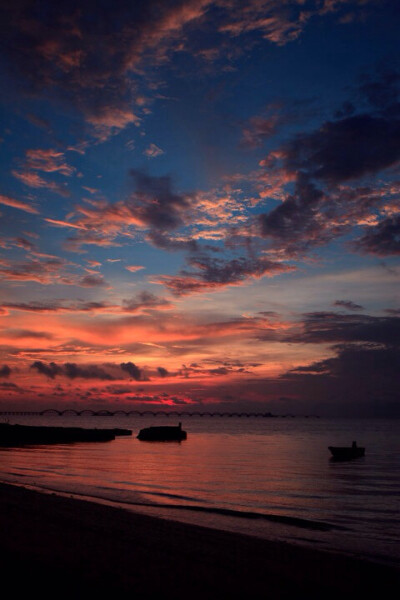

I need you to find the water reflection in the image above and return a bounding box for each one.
[0,416,399,564]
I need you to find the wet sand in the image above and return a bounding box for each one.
[0,482,398,599]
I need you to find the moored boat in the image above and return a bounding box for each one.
[137,422,187,441]
[328,441,365,460]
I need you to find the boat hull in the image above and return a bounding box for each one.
[328,446,365,460]
[137,425,187,441]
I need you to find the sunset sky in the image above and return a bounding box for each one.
[0,0,399,415]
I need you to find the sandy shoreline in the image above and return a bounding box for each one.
[0,482,398,599]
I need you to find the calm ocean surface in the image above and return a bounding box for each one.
[0,415,399,566]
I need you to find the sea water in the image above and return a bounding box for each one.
[0,415,399,566]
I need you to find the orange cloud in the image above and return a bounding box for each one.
[12,170,70,196]
[0,194,39,214]
[125,265,145,272]
[25,148,75,176]
[144,143,164,158]
[44,218,86,230]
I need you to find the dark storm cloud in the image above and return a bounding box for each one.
[282,114,400,185]
[259,173,326,244]
[120,362,142,381]
[157,367,169,378]
[130,170,192,231]
[159,254,294,296]
[358,69,400,113]
[31,361,62,379]
[78,274,108,287]
[258,177,396,257]
[259,305,400,415]
[122,291,172,312]
[0,381,19,390]
[289,345,395,375]
[63,363,115,380]
[283,343,400,416]
[5,329,54,339]
[353,215,400,256]
[147,230,198,252]
[31,360,115,380]
[0,365,11,378]
[333,300,365,311]
[60,170,194,252]
[287,312,400,346]
[257,70,400,256]
[189,254,292,283]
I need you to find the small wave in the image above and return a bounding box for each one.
[142,490,206,503]
[17,480,343,533]
[124,499,347,532]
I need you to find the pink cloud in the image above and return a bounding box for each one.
[45,218,86,230]
[87,106,141,140]
[0,255,110,288]
[0,258,68,285]
[87,260,102,268]
[242,113,282,148]
[25,148,75,176]
[11,148,75,196]
[12,170,70,197]
[144,143,164,158]
[125,265,145,273]
[0,194,39,214]
[82,186,99,194]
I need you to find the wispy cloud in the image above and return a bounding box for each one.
[157,255,295,296]
[0,194,39,214]
[12,170,70,197]
[144,143,164,158]
[125,264,145,272]
[1,291,172,315]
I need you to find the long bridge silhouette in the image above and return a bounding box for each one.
[0,409,280,418]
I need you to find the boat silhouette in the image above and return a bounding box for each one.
[137,422,187,441]
[328,441,365,460]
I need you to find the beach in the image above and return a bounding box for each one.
[0,482,398,599]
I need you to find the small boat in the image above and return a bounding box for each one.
[328,441,365,460]
[137,422,187,441]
